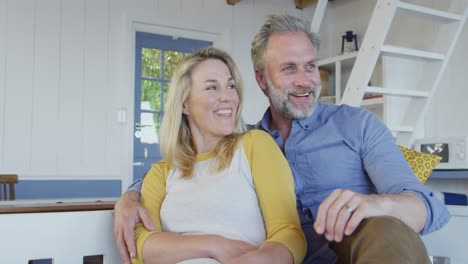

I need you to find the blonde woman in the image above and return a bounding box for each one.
[132,47,305,264]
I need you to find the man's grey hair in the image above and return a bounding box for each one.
[251,14,321,72]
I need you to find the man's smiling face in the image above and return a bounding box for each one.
[262,31,321,119]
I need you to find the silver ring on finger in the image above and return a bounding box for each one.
[344,204,354,213]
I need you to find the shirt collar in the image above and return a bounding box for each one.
[258,102,323,132]
[297,102,322,130]
[258,109,272,132]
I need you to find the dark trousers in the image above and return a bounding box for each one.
[330,216,431,264]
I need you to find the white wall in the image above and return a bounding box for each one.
[0,0,317,190]
[1,0,467,192]
[426,11,468,138]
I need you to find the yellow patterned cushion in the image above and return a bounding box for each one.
[399,145,442,184]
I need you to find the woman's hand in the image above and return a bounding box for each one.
[209,235,257,263]
[224,241,294,264]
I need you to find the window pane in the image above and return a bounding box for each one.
[142,48,161,78]
[139,112,161,144]
[141,80,162,110]
[164,51,184,79]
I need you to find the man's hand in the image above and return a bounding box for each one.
[113,191,155,264]
[313,189,389,242]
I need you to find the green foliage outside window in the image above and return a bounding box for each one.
[140,48,186,131]
[164,51,184,79]
[142,48,161,78]
[141,80,161,110]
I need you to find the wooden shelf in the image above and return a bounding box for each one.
[317,51,358,71]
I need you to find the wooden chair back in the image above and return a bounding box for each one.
[0,174,18,200]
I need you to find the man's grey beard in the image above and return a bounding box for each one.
[266,77,321,120]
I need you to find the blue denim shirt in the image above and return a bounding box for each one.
[129,102,450,263]
[254,102,450,263]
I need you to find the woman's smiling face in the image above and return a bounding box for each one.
[183,58,239,150]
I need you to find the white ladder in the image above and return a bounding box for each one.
[339,0,468,147]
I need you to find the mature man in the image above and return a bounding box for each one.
[114,14,450,264]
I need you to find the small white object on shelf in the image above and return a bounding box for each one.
[361,96,384,106]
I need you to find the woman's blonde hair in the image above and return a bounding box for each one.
[159,47,245,178]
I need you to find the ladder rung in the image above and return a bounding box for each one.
[397,2,462,23]
[389,126,414,133]
[317,51,358,67]
[366,86,429,97]
[381,45,445,61]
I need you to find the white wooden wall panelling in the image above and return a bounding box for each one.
[182,0,204,24]
[180,0,210,28]
[0,0,6,169]
[107,0,130,179]
[157,0,232,33]
[119,0,157,190]
[57,0,86,171]
[155,0,180,26]
[82,0,110,171]
[3,0,35,171]
[30,0,61,172]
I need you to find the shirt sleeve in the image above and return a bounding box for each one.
[127,178,143,194]
[132,162,169,264]
[358,109,451,235]
[242,130,306,264]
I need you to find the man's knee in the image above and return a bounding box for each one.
[332,216,430,264]
[363,216,412,235]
